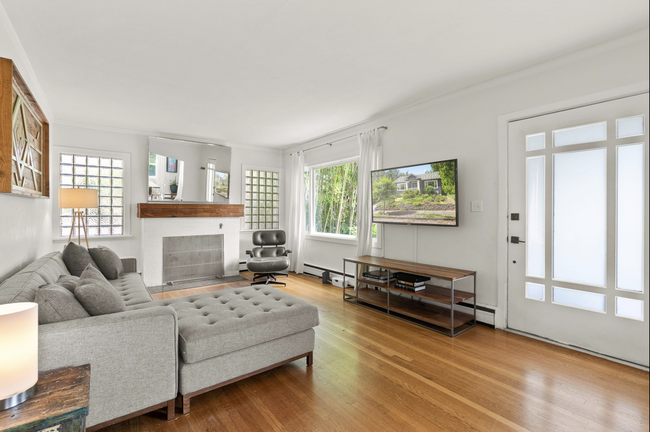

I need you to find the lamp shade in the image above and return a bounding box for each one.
[59,188,98,209]
[0,303,38,405]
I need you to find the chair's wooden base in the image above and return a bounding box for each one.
[179,351,314,415]
[87,398,176,431]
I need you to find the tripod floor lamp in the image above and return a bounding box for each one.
[59,187,98,248]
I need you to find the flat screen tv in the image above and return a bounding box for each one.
[371,159,458,227]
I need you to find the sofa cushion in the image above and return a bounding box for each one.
[56,275,80,292]
[35,284,90,324]
[0,252,69,304]
[132,285,319,364]
[89,246,124,280]
[109,273,152,306]
[62,243,99,277]
[75,265,126,316]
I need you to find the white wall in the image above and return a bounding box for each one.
[51,123,284,270]
[285,37,650,308]
[0,13,52,280]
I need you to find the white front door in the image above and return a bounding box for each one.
[507,93,649,366]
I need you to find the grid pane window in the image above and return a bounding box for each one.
[244,169,280,230]
[60,153,124,238]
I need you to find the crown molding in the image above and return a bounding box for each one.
[54,119,283,154]
[0,2,53,120]
[282,28,650,154]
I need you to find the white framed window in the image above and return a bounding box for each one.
[397,183,406,190]
[409,181,418,189]
[148,152,156,177]
[305,157,379,245]
[57,150,129,238]
[242,165,281,231]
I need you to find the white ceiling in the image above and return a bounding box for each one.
[3,0,648,147]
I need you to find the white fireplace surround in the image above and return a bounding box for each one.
[141,217,240,287]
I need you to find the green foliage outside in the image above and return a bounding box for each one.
[431,161,456,195]
[425,185,435,195]
[313,162,358,235]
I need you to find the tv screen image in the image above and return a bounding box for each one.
[371,159,458,227]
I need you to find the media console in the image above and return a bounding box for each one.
[343,256,477,337]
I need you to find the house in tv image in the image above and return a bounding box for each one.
[371,160,458,227]
[395,173,443,195]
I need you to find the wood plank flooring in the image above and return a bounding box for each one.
[102,272,649,432]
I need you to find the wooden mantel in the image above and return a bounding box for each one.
[137,203,244,218]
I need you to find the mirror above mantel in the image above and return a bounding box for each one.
[147,137,231,203]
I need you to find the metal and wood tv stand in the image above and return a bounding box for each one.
[343,256,477,337]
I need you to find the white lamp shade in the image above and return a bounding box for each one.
[59,188,98,209]
[0,303,38,400]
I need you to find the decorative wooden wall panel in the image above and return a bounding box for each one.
[0,57,49,198]
[137,203,244,218]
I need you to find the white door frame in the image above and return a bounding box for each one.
[496,81,649,330]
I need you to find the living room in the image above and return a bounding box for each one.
[0,1,648,431]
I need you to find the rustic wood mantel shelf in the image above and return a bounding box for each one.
[137,203,244,218]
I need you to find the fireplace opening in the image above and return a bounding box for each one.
[162,234,224,284]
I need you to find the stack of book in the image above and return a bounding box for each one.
[394,272,430,292]
[361,270,395,284]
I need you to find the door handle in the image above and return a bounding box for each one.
[511,236,526,244]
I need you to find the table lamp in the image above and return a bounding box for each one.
[59,187,98,248]
[0,303,38,411]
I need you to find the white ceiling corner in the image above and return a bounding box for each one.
[2,0,648,147]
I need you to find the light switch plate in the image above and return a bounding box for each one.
[471,201,483,212]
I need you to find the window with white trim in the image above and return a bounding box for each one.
[59,153,124,237]
[244,169,280,230]
[305,159,377,239]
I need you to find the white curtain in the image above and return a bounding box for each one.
[356,129,381,256]
[287,151,306,273]
[175,161,185,201]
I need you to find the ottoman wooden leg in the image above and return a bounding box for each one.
[306,351,314,367]
[181,394,191,415]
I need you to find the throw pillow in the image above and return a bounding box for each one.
[35,284,90,324]
[56,275,80,292]
[75,264,126,316]
[89,245,124,280]
[62,242,99,277]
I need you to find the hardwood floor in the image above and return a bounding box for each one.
[103,272,649,432]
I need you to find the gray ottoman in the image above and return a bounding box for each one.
[132,285,319,413]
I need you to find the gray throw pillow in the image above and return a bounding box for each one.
[62,242,99,277]
[75,264,126,316]
[56,275,80,292]
[89,246,124,280]
[35,284,90,324]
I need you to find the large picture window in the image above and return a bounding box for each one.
[59,153,124,237]
[244,169,280,230]
[312,161,358,235]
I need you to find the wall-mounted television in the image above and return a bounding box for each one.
[371,159,458,227]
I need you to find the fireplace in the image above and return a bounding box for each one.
[140,216,240,287]
[162,234,224,283]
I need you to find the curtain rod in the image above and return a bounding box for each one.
[290,126,387,156]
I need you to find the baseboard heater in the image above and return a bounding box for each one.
[303,263,355,283]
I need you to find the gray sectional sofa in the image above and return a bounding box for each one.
[0,251,319,430]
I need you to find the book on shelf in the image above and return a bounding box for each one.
[393,272,430,283]
[395,282,426,291]
[396,280,425,287]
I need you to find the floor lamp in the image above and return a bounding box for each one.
[59,187,98,248]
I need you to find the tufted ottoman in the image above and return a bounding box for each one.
[131,285,319,413]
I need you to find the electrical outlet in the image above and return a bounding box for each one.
[471,201,483,212]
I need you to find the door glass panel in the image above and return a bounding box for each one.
[526,133,545,151]
[617,144,645,292]
[616,115,644,138]
[526,282,545,301]
[553,122,607,147]
[615,297,644,321]
[526,156,545,278]
[552,287,606,313]
[553,149,607,286]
